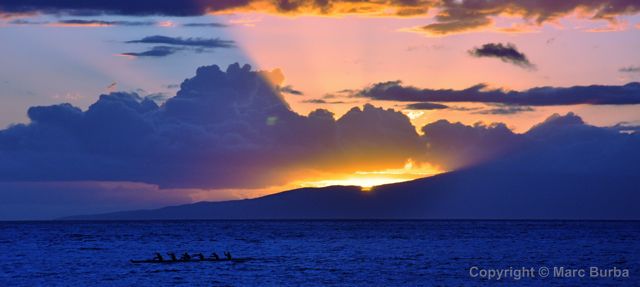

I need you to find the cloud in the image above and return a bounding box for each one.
[126,35,235,49]
[420,112,640,173]
[301,99,356,105]
[473,105,534,115]
[1,64,638,218]
[413,0,640,35]
[303,99,329,104]
[419,15,493,35]
[405,102,449,110]
[0,63,422,189]
[8,19,48,25]
[497,112,639,177]
[468,43,535,70]
[357,81,640,106]
[609,122,640,134]
[122,35,235,58]
[279,85,303,95]
[145,92,170,103]
[0,0,252,16]
[421,120,520,170]
[0,181,193,220]
[183,22,227,28]
[57,19,155,26]
[2,1,639,35]
[619,65,640,73]
[120,46,182,57]
[9,18,163,27]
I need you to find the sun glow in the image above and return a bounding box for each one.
[297,159,444,191]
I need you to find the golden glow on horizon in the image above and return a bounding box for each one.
[295,159,443,191]
[188,159,444,201]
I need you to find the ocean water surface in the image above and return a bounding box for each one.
[0,221,638,286]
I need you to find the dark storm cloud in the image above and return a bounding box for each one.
[405,102,449,110]
[358,81,640,106]
[0,63,423,189]
[126,35,235,49]
[120,46,181,57]
[2,1,639,35]
[619,66,640,73]
[469,43,535,70]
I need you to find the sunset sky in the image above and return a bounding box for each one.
[1,0,640,219]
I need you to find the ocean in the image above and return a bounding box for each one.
[0,221,638,286]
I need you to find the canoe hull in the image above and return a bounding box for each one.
[130,258,251,264]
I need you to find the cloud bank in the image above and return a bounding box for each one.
[1,64,637,189]
[0,63,422,189]
[2,1,639,34]
[1,63,638,219]
[358,81,640,106]
[420,112,640,173]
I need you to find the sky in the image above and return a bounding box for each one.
[1,0,640,219]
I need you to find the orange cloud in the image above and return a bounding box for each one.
[217,0,435,18]
[221,0,640,36]
[495,22,541,34]
[2,0,639,35]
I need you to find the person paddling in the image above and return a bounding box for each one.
[180,252,192,261]
[167,252,178,261]
[153,252,164,262]
[193,253,205,261]
[210,252,220,260]
[224,251,232,260]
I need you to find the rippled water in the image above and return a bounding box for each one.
[0,221,638,286]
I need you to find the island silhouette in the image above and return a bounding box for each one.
[63,161,638,220]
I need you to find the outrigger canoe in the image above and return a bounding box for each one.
[130,258,252,264]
